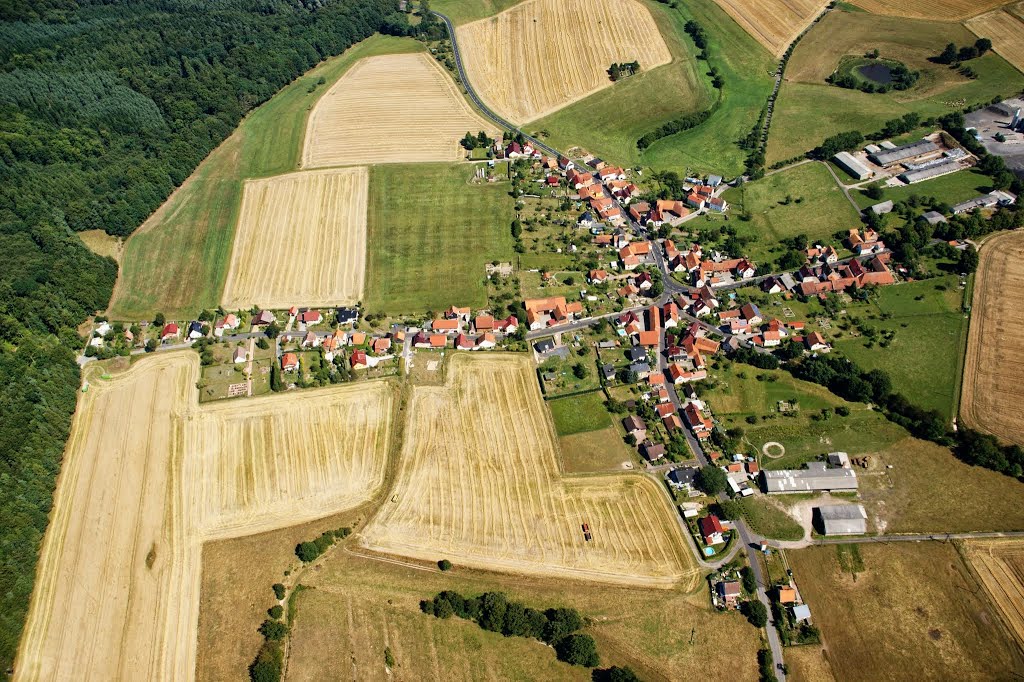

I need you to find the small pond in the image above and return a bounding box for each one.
[858,62,893,84]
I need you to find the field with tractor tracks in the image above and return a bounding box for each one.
[302,52,496,168]
[16,353,394,681]
[712,0,829,56]
[360,354,698,587]
[220,167,368,310]
[964,539,1024,650]
[968,9,1024,74]
[456,0,671,123]
[961,230,1024,446]
[851,0,1011,21]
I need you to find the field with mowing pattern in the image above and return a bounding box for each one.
[968,9,1024,75]
[789,543,1023,681]
[964,539,1024,650]
[221,168,367,310]
[360,354,698,586]
[364,163,513,314]
[769,8,1024,164]
[456,0,671,123]
[712,0,829,57]
[961,230,1024,446]
[107,35,422,320]
[17,353,394,680]
[302,53,497,168]
[850,0,1011,21]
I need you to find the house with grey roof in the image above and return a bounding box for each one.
[762,461,858,493]
[816,504,868,535]
[869,139,939,167]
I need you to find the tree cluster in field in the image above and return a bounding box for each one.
[933,39,992,66]
[249,582,291,682]
[829,59,918,94]
[758,647,779,682]
[0,1,405,670]
[460,130,494,151]
[420,591,600,667]
[608,61,640,81]
[295,527,351,563]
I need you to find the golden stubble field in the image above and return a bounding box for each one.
[220,167,368,310]
[968,9,1024,74]
[713,0,829,57]
[301,53,496,168]
[15,353,394,681]
[852,0,1011,21]
[963,539,1024,650]
[960,230,1024,445]
[360,354,698,587]
[456,0,671,123]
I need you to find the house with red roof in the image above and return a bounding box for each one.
[298,310,322,325]
[161,323,180,342]
[455,334,474,350]
[699,515,725,545]
[281,353,299,372]
[350,350,368,370]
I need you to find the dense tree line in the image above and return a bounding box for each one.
[0,0,402,670]
[421,591,600,667]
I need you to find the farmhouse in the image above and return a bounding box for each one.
[833,151,872,180]
[298,310,322,325]
[523,296,583,329]
[623,415,647,441]
[253,310,275,326]
[868,139,939,167]
[281,353,299,372]
[161,323,180,341]
[699,514,725,545]
[762,462,858,494]
[817,504,868,536]
[716,580,741,608]
[640,441,666,462]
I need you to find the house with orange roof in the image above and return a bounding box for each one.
[474,315,494,332]
[648,199,690,227]
[683,402,713,439]
[445,305,471,321]
[567,168,595,189]
[371,337,392,355]
[617,282,640,298]
[301,331,321,349]
[655,402,676,418]
[350,350,368,370]
[588,269,609,284]
[476,332,497,349]
[663,413,684,434]
[281,353,299,372]
[455,334,474,350]
[637,330,660,347]
[494,315,519,333]
[432,318,459,332]
[524,297,583,330]
[429,334,447,348]
[686,192,706,210]
[629,201,651,223]
[663,301,680,328]
[805,331,830,352]
[598,166,626,182]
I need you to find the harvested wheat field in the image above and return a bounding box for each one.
[17,353,394,681]
[852,0,1011,21]
[361,354,698,587]
[186,382,394,539]
[456,0,671,123]
[961,231,1024,445]
[302,53,496,167]
[964,539,1024,649]
[713,0,829,57]
[220,167,367,310]
[968,10,1024,74]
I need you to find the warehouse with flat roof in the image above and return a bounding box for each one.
[817,504,868,535]
[869,139,939,167]
[898,158,962,184]
[833,151,873,180]
[762,462,859,493]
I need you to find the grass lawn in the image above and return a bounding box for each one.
[430,0,524,25]
[722,162,861,265]
[559,427,636,473]
[109,35,424,320]
[640,0,775,176]
[738,497,804,542]
[789,543,1024,680]
[831,276,968,419]
[364,162,514,314]
[548,390,613,436]
[851,168,993,210]
[533,0,713,167]
[768,8,1024,163]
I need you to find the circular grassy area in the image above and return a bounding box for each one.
[829,55,919,93]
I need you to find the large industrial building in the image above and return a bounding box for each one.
[833,151,872,180]
[761,461,859,493]
[816,504,868,535]
[868,139,939,167]
[898,158,962,184]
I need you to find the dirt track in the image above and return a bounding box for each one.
[360,354,698,587]
[301,53,496,167]
[960,230,1024,445]
[220,167,368,310]
[456,0,671,123]
[15,354,394,681]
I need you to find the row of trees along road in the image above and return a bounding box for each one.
[0,0,406,670]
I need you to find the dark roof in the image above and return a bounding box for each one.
[336,307,359,324]
[627,347,646,361]
[534,339,555,353]
[622,415,646,432]
[601,363,616,378]
[668,467,696,485]
[188,321,203,334]
[628,362,651,374]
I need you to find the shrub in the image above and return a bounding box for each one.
[258,619,289,641]
[555,633,600,667]
[272,583,285,600]
[249,640,283,682]
[267,605,283,619]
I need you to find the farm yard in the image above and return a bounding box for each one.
[186,381,394,539]
[359,354,698,586]
[967,9,1024,75]
[961,230,1024,446]
[789,543,1023,681]
[456,0,671,123]
[220,168,368,310]
[107,35,422,320]
[768,8,1024,164]
[712,0,828,57]
[963,539,1024,650]
[850,0,1011,21]
[301,52,497,168]
[364,163,513,313]
[285,549,760,682]
[17,353,397,680]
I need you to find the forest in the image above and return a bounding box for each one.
[0,0,402,671]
